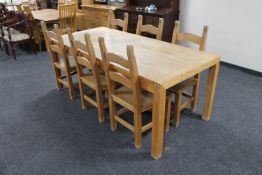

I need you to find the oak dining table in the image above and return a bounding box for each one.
[62,27,220,160]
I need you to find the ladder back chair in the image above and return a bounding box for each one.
[108,10,129,32]
[41,21,76,99]
[99,37,171,148]
[58,3,77,33]
[136,15,164,40]
[23,5,43,51]
[166,20,208,130]
[16,5,23,12]
[68,31,107,123]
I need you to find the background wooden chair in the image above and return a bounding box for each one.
[166,21,208,129]
[136,15,164,40]
[99,37,171,148]
[68,31,107,123]
[58,3,77,33]
[23,5,43,51]
[16,5,24,12]
[108,11,128,32]
[41,21,76,99]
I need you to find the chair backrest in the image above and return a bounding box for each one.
[108,11,128,32]
[41,21,70,67]
[172,21,208,51]
[99,37,141,109]
[68,30,103,87]
[58,3,77,32]
[136,15,164,40]
[23,5,32,15]
[22,0,38,11]
[16,5,24,13]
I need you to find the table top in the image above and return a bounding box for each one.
[32,9,84,22]
[62,27,220,89]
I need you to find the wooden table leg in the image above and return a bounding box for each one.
[151,84,166,160]
[202,62,220,121]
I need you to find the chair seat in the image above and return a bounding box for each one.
[3,33,30,42]
[80,73,107,90]
[169,78,197,93]
[112,86,153,112]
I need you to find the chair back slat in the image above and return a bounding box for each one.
[136,15,164,40]
[172,21,209,51]
[108,11,128,32]
[106,53,129,69]
[108,71,132,89]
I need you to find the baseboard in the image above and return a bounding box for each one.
[221,61,262,77]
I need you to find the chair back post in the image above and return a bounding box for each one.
[171,20,180,44]
[136,15,143,36]
[126,45,141,110]
[156,18,164,40]
[199,26,208,51]
[98,37,115,95]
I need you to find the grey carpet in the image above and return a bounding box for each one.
[0,49,262,175]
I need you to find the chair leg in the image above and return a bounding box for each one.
[191,74,201,112]
[4,41,9,55]
[173,92,182,128]
[95,89,105,123]
[109,97,117,131]
[53,66,63,90]
[134,110,142,149]
[10,43,16,60]
[65,69,75,100]
[165,96,172,133]
[0,41,3,51]
[30,40,37,55]
[79,80,87,110]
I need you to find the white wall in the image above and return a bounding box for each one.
[179,0,262,72]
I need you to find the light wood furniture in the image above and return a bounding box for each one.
[23,5,43,51]
[166,21,209,130]
[31,9,85,30]
[16,4,23,12]
[58,4,77,32]
[136,15,164,40]
[62,27,220,159]
[82,4,119,29]
[68,31,107,123]
[41,21,76,99]
[108,10,128,32]
[99,37,171,148]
